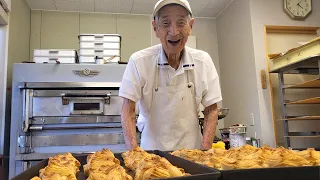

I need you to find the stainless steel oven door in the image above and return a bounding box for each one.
[66,97,105,115]
[32,90,122,116]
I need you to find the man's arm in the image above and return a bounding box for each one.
[202,103,218,150]
[121,98,138,150]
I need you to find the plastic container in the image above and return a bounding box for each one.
[33,57,77,64]
[33,49,77,57]
[79,34,121,42]
[229,126,247,134]
[79,49,120,56]
[80,42,120,49]
[229,133,246,148]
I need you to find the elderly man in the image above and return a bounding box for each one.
[119,0,222,151]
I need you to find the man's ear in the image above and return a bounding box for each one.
[152,20,159,38]
[188,18,195,36]
[189,18,195,29]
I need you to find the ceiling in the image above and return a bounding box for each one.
[25,0,233,18]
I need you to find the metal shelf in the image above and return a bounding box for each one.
[280,116,320,121]
[270,53,320,149]
[284,136,320,138]
[285,78,320,89]
[286,97,320,104]
[270,55,320,74]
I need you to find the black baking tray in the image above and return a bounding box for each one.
[12,150,221,180]
[168,150,320,180]
[219,166,320,180]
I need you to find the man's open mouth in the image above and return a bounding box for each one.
[168,39,181,46]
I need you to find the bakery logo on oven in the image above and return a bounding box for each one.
[73,68,100,77]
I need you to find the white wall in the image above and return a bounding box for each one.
[4,0,30,158]
[0,25,9,155]
[217,0,261,140]
[249,0,320,147]
[192,18,221,76]
[30,11,152,63]
[7,0,30,86]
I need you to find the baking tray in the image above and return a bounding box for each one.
[219,166,320,180]
[170,150,320,180]
[12,151,221,180]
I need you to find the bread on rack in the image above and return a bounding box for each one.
[30,152,80,180]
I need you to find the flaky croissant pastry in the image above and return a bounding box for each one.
[84,149,132,180]
[30,152,80,180]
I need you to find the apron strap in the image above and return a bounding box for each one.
[155,63,159,92]
[155,62,193,90]
[187,70,192,88]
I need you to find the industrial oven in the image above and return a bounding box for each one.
[8,63,139,178]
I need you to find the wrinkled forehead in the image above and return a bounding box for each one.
[157,4,190,19]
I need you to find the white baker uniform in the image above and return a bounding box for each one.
[119,44,222,151]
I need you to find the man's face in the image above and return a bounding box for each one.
[152,5,194,55]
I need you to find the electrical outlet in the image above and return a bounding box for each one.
[249,113,254,126]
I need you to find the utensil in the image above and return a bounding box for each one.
[95,55,118,64]
[218,108,229,119]
[202,108,230,120]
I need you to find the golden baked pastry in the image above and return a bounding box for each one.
[30,152,80,180]
[172,145,320,170]
[84,149,132,180]
[122,147,189,180]
[83,149,119,176]
[121,147,156,171]
[87,166,132,180]
[134,155,185,180]
[170,148,206,164]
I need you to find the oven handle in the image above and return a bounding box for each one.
[29,123,122,131]
[60,92,112,97]
[61,93,112,105]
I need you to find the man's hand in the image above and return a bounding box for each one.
[121,98,138,150]
[202,103,218,150]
